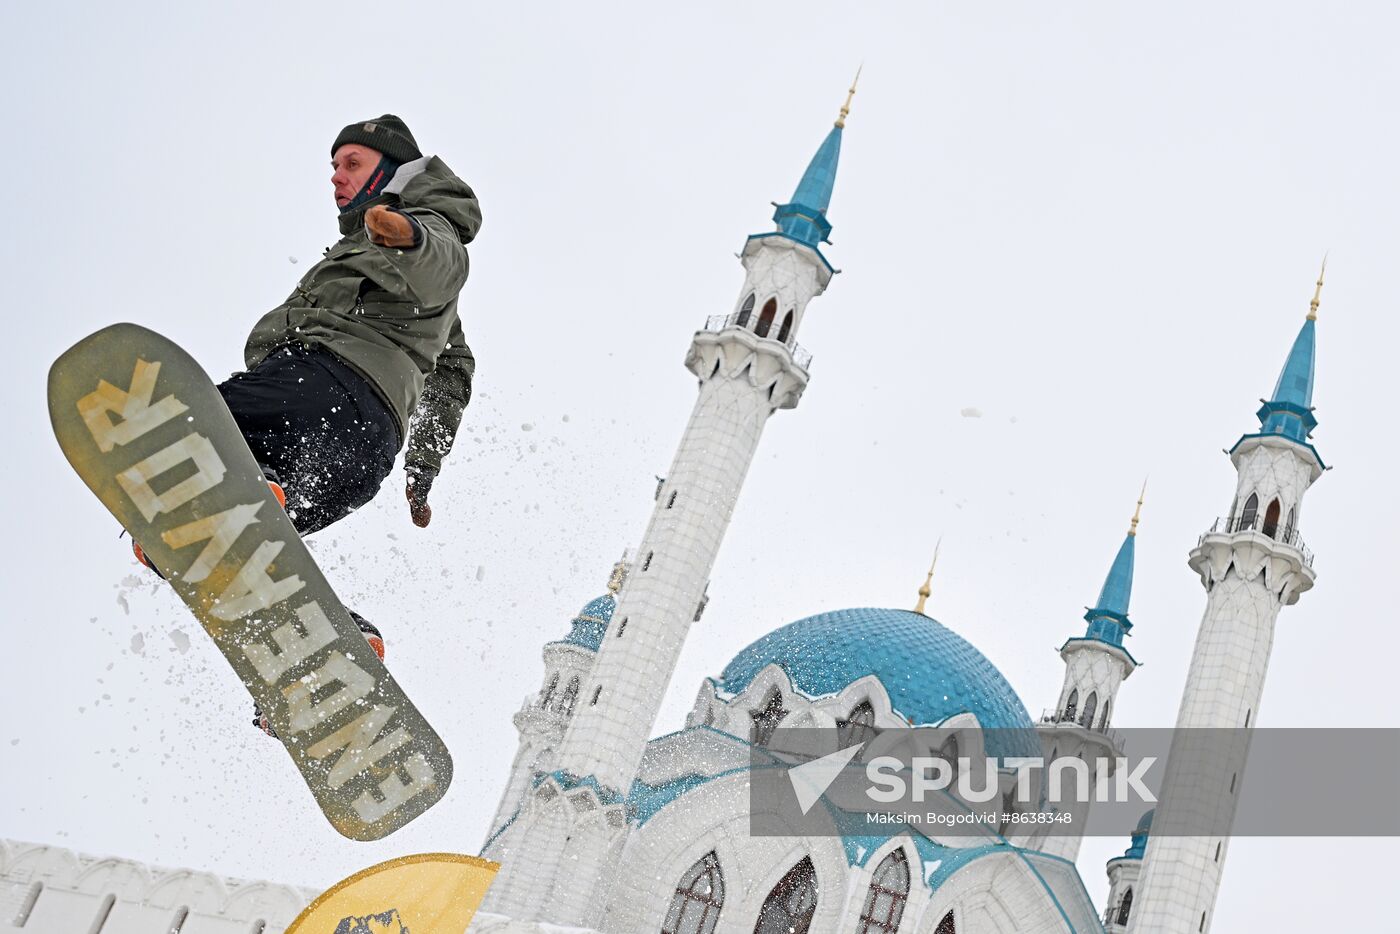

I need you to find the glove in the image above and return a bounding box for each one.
[406,466,435,528]
[366,205,420,249]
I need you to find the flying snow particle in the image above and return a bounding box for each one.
[169,630,191,654]
[288,256,298,264]
[117,593,130,615]
[130,633,145,655]
[476,566,486,582]
[960,407,983,418]
[521,423,535,432]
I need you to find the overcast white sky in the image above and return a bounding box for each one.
[3,3,1397,930]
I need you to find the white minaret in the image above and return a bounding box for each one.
[483,561,626,838]
[480,83,857,927]
[1036,490,1143,862]
[1104,810,1152,932]
[1130,268,1326,933]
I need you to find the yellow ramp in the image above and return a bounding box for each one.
[287,853,499,933]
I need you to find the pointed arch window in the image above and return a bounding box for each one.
[753,856,817,934]
[1263,498,1282,539]
[756,298,778,338]
[1285,506,1296,540]
[1064,689,1079,723]
[934,910,957,934]
[541,674,559,709]
[838,699,877,748]
[1116,887,1134,926]
[1079,692,1098,729]
[1238,493,1259,532]
[857,849,909,933]
[776,310,794,344]
[662,851,725,934]
[1099,699,1111,731]
[737,293,756,328]
[751,690,788,747]
[560,677,580,715]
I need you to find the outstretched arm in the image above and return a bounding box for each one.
[404,317,475,527]
[365,205,470,306]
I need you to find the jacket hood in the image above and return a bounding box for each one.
[337,155,481,243]
[388,155,481,244]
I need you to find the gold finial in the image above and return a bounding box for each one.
[1128,479,1148,537]
[913,537,941,615]
[1307,254,1327,321]
[835,66,861,129]
[607,550,630,595]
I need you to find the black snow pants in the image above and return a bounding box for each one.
[217,344,401,535]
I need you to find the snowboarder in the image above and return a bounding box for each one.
[130,114,481,731]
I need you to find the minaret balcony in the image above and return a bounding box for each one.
[703,311,813,371]
[1200,515,1314,567]
[1038,708,1125,756]
[1190,515,1317,605]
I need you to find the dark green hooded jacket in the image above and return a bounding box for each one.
[244,155,481,477]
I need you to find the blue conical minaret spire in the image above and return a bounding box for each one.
[1082,484,1146,648]
[1255,261,1324,444]
[769,71,857,253]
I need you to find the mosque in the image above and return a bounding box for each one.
[0,81,1326,934]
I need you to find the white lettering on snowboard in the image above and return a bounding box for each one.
[284,651,376,734]
[162,501,265,583]
[307,704,413,789]
[69,345,439,831]
[77,359,188,453]
[211,540,305,621]
[243,601,337,683]
[117,433,227,523]
[352,754,436,824]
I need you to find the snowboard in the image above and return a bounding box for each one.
[47,323,453,841]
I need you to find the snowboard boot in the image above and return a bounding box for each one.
[255,609,384,738]
[132,479,286,578]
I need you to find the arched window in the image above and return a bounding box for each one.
[1064,689,1079,723]
[756,298,778,338]
[1238,493,1259,531]
[857,849,909,933]
[753,857,817,934]
[662,851,725,934]
[1263,498,1281,539]
[560,677,580,715]
[737,293,755,328]
[777,310,794,343]
[750,690,788,747]
[541,674,559,709]
[1099,699,1111,731]
[934,910,957,934]
[1285,506,1296,540]
[1079,692,1098,729]
[1116,888,1133,926]
[838,699,877,748]
[940,735,959,772]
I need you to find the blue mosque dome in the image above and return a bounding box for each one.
[553,594,616,652]
[717,607,1040,758]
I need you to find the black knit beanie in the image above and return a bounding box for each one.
[332,114,422,163]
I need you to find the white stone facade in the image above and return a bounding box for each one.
[1130,433,1321,933]
[479,664,1104,934]
[0,840,312,934]
[481,219,827,922]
